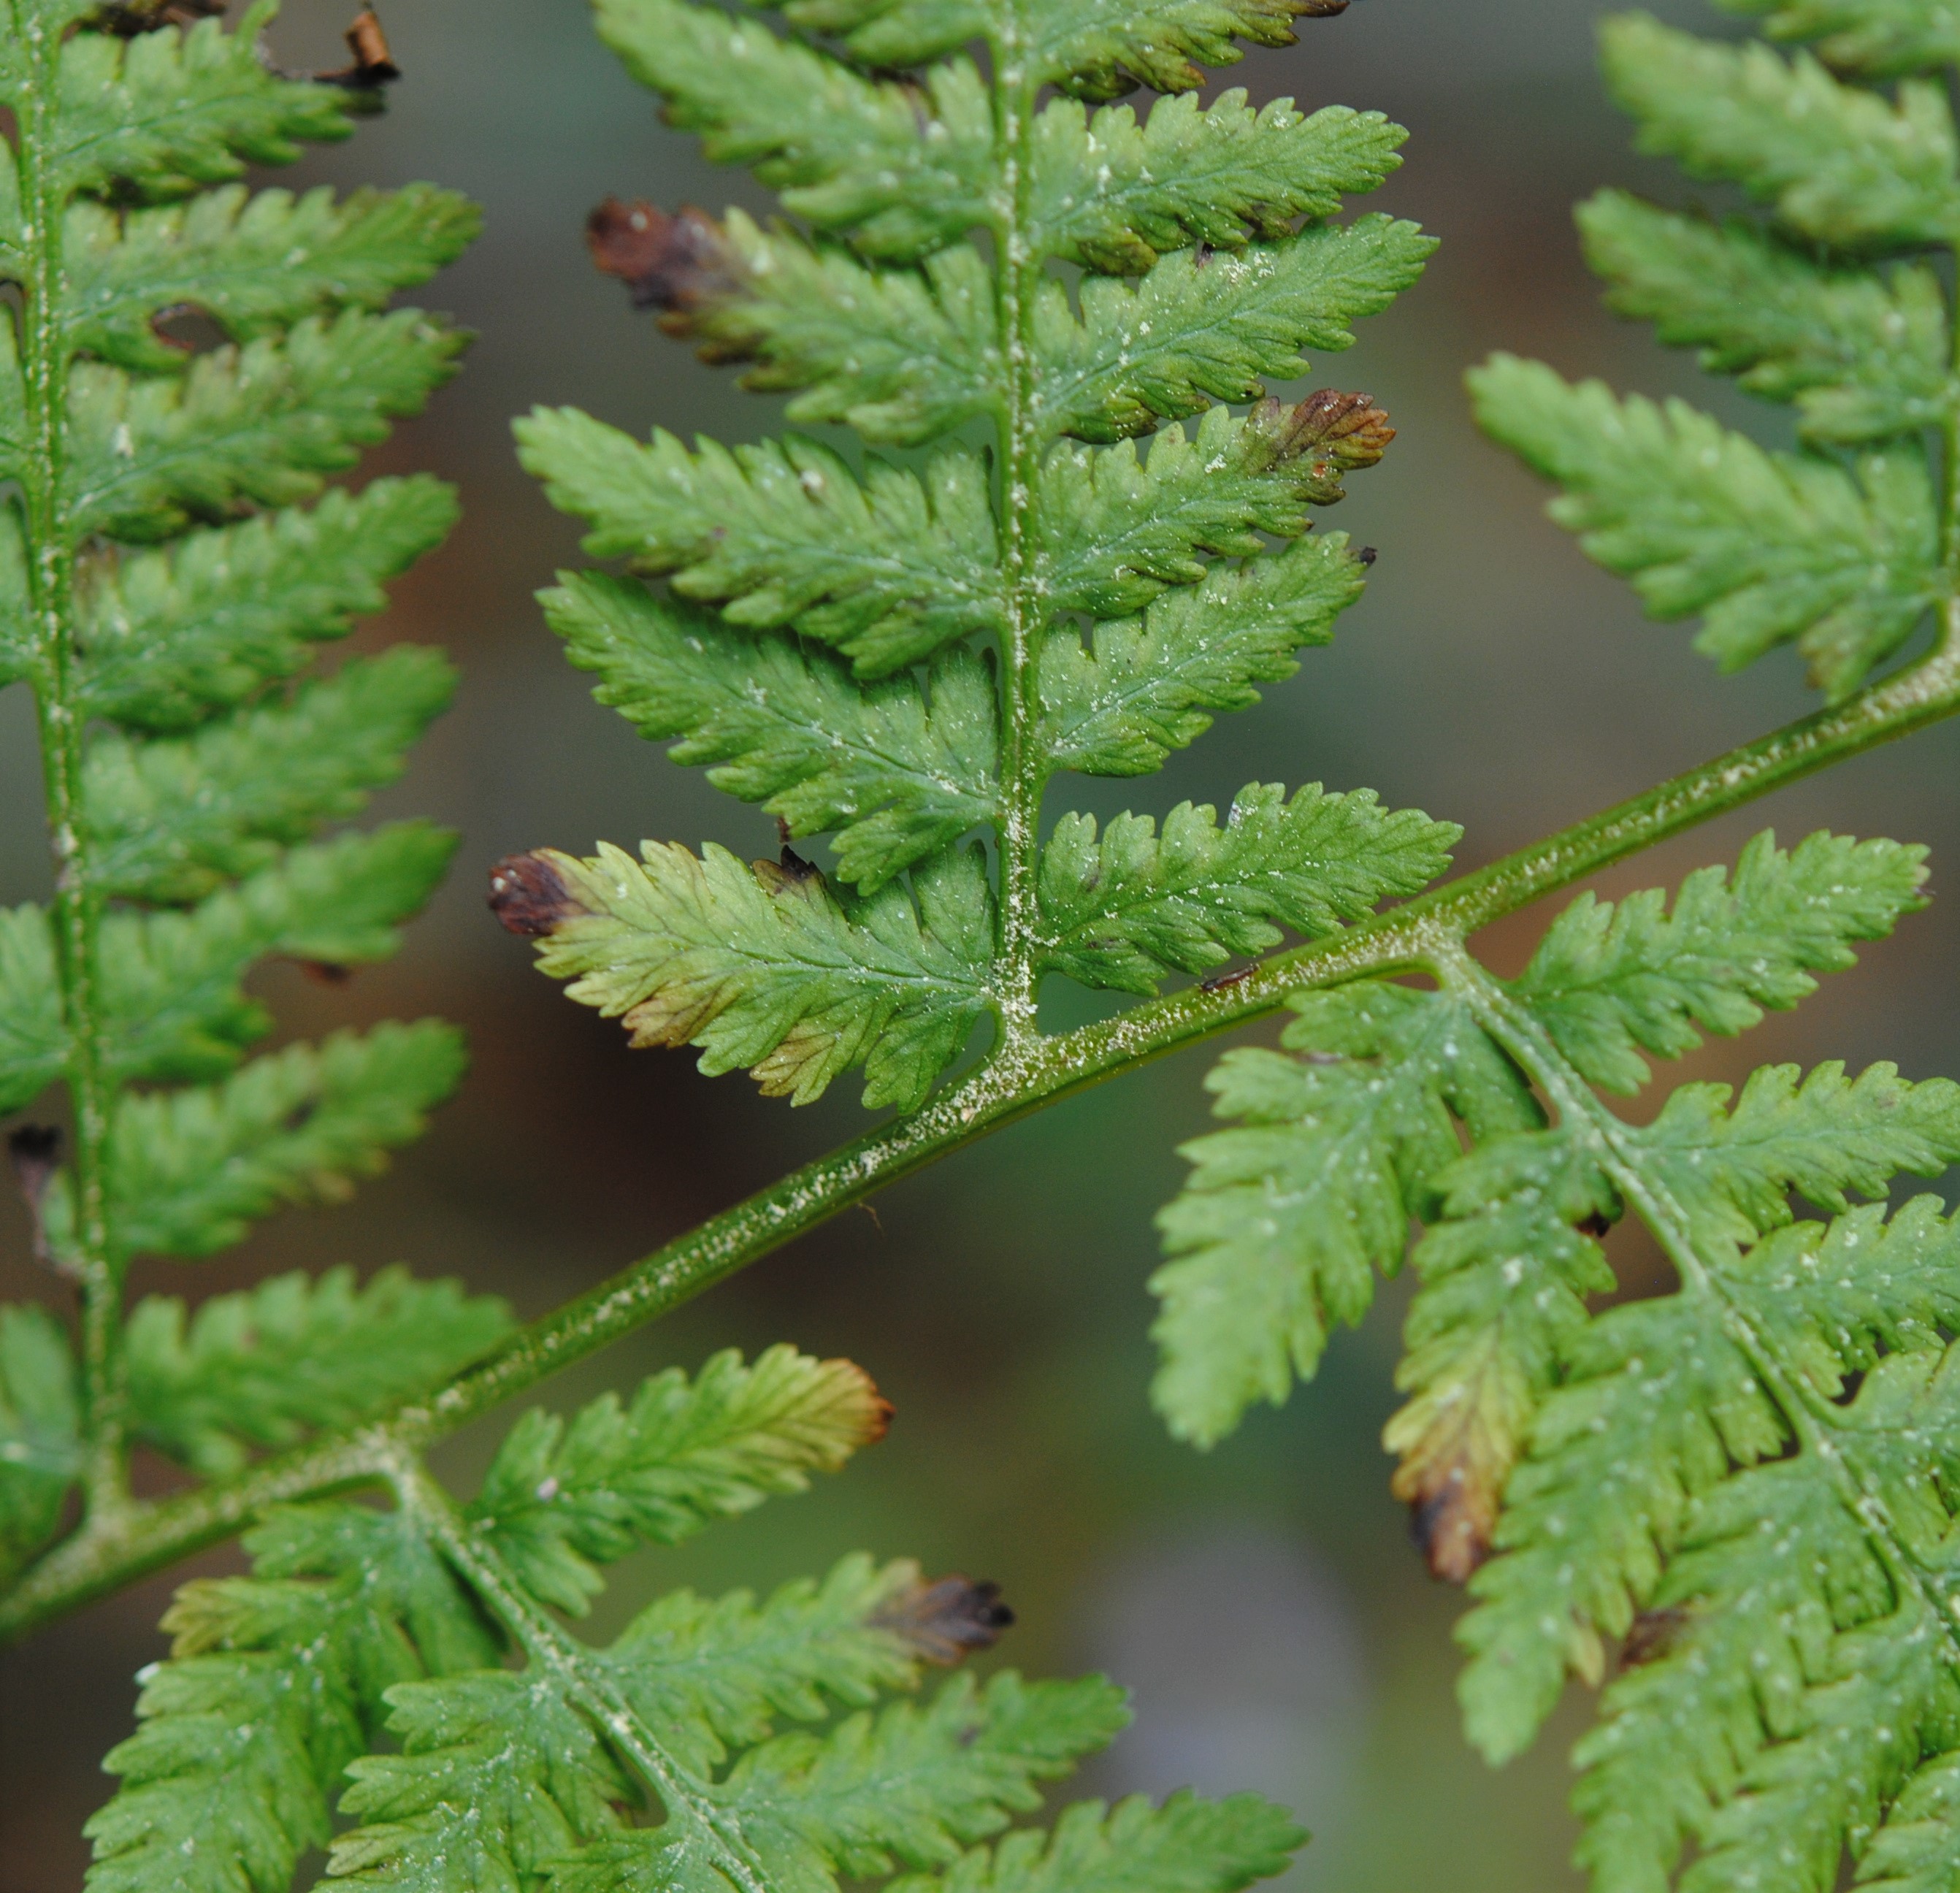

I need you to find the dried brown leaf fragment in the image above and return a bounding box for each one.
[488,852,592,937]
[872,1574,1015,1664]
[587,198,744,327]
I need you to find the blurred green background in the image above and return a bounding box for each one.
[7,0,1960,1884]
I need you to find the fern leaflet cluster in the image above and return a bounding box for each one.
[0,0,501,1579]
[87,1345,1306,1893]
[501,0,1444,1109]
[1149,5,1960,1891]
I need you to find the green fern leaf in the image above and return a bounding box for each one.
[1036,784,1458,993]
[1028,1,1352,99]
[2,826,453,1106]
[0,1304,82,1580]
[516,411,1003,675]
[1600,11,1960,248]
[540,1672,1130,1893]
[651,210,999,448]
[1029,91,1405,272]
[75,477,460,732]
[327,1667,634,1890]
[1576,191,1951,445]
[0,508,27,689]
[1720,0,1960,76]
[1033,398,1387,622]
[507,838,993,1109]
[594,0,994,261]
[44,1021,467,1263]
[84,645,456,903]
[103,823,458,1085]
[0,903,64,1113]
[1035,536,1368,778]
[887,1791,1308,1893]
[86,1499,497,1893]
[47,2,352,200]
[1512,830,1928,1093]
[1631,1060,1960,1253]
[1455,1099,1960,1767]
[123,1266,512,1477]
[1567,1342,1960,1893]
[1152,982,1541,1447]
[1857,1751,1960,1893]
[469,1345,893,1614]
[1469,354,1941,699]
[68,310,466,540]
[603,1553,1011,1772]
[66,182,478,372]
[543,573,997,892]
[1032,218,1435,443]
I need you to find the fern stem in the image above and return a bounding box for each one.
[987,30,1046,1045]
[8,640,1960,1636]
[11,0,129,1518]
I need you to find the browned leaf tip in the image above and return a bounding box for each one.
[1269,389,1395,469]
[488,853,588,937]
[314,9,399,88]
[299,960,354,984]
[1405,1466,1495,1585]
[1620,1606,1688,1667]
[7,1125,61,1205]
[871,1575,1015,1665]
[93,0,223,34]
[587,199,743,322]
[8,1125,62,1269]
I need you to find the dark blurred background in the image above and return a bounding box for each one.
[7,0,1960,1883]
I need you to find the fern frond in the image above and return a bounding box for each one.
[543,574,997,892]
[123,1266,511,1477]
[1035,536,1368,778]
[516,412,1003,675]
[885,1791,1307,1893]
[1153,980,1542,1446]
[469,1345,892,1613]
[1600,12,1960,248]
[1512,829,1926,1092]
[1035,784,1458,993]
[1029,92,1406,272]
[594,0,993,261]
[1471,355,1940,699]
[66,181,477,371]
[502,840,994,1109]
[1576,192,1951,445]
[1031,218,1433,443]
[83,645,456,903]
[75,477,460,732]
[86,1500,498,1893]
[603,1553,1009,1772]
[522,0,1428,1124]
[1033,398,1386,620]
[67,310,466,540]
[0,1304,82,1580]
[1721,0,1960,76]
[43,1022,467,1264]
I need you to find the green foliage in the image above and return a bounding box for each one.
[1158,812,1960,1884]
[469,1345,895,1613]
[1477,4,1960,701]
[1035,785,1458,993]
[0,1304,81,1580]
[515,0,1438,1112]
[0,0,485,1644]
[123,1268,511,1477]
[1471,356,1940,700]
[86,1501,502,1893]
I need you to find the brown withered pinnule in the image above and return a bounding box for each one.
[872,1576,1017,1665]
[488,853,589,938]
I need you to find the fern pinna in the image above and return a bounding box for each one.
[0,0,491,1576]
[1146,5,1960,1892]
[502,0,1438,1105]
